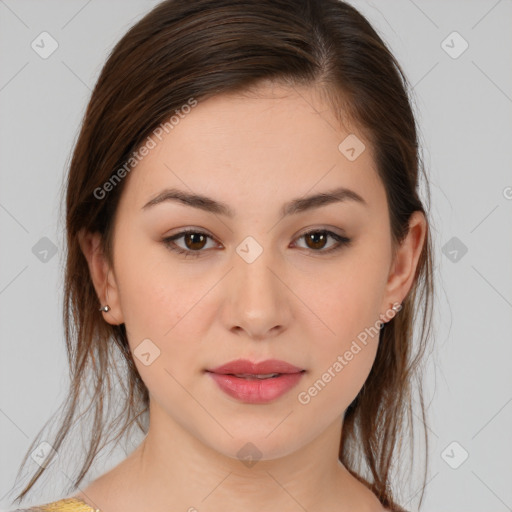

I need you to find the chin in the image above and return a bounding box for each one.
[196,420,315,464]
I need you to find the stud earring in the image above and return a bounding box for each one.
[392,303,402,312]
[99,305,111,312]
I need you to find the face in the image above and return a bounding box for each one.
[84,82,423,462]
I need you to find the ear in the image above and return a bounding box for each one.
[380,210,427,317]
[77,229,124,325]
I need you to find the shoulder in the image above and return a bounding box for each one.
[8,497,100,512]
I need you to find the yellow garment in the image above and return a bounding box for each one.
[13,497,100,512]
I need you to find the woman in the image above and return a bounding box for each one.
[8,0,434,511]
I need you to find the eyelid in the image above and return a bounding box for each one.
[294,224,348,239]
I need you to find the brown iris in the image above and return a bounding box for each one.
[304,231,328,250]
[183,232,208,250]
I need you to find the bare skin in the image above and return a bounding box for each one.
[76,81,426,512]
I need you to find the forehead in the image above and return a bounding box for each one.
[118,82,385,217]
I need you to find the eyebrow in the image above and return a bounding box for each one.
[142,186,367,217]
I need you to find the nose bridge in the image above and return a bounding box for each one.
[224,233,289,336]
[234,233,280,301]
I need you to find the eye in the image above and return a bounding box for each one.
[293,229,352,254]
[162,229,218,258]
[162,228,351,258]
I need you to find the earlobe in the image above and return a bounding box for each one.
[77,229,124,325]
[381,211,427,314]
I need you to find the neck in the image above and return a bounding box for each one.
[80,400,380,512]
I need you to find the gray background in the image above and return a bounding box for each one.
[1,1,511,511]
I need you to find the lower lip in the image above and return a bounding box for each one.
[207,371,305,404]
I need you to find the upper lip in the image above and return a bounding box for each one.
[207,359,305,375]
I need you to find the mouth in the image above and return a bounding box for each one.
[205,359,306,403]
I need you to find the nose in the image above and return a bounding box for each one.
[220,239,292,340]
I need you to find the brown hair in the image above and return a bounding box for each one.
[10,1,434,510]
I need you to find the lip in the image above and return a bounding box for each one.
[208,358,304,375]
[206,359,305,404]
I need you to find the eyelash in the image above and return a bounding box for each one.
[162,228,352,258]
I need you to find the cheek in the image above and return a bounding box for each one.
[297,283,382,414]
[115,226,190,321]
[306,252,387,342]
[296,253,388,408]
[113,245,209,407]
[113,230,206,359]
